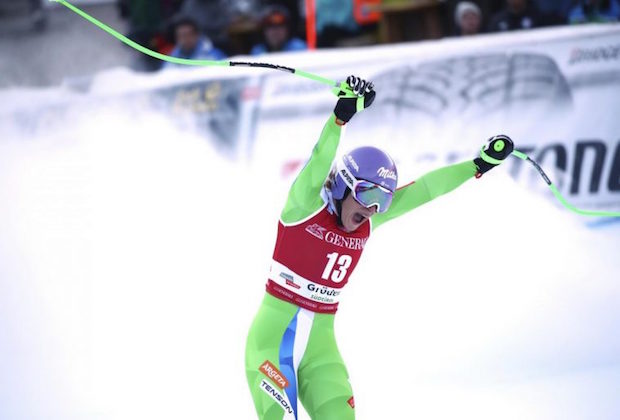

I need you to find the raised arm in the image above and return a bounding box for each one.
[371,135,514,229]
[279,116,343,223]
[280,76,376,223]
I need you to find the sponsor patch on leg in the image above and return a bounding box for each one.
[259,360,289,389]
[260,379,295,416]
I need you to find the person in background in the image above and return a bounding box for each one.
[534,0,573,24]
[118,0,183,71]
[29,0,47,31]
[488,0,542,31]
[314,0,361,47]
[177,0,234,53]
[454,1,484,35]
[261,0,303,38]
[568,0,620,23]
[163,16,226,69]
[250,5,307,55]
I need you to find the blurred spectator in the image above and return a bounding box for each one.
[118,0,182,71]
[488,0,542,31]
[454,1,483,35]
[535,0,573,23]
[313,0,361,47]
[568,0,620,23]
[251,6,307,54]
[261,0,304,38]
[230,0,262,17]
[30,0,47,31]
[163,16,226,69]
[178,0,261,53]
[178,0,232,51]
[118,0,183,33]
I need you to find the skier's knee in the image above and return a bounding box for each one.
[310,396,355,420]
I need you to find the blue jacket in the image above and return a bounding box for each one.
[569,0,620,23]
[164,37,226,68]
[250,38,307,55]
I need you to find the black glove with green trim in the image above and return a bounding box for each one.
[474,134,514,176]
[333,75,376,124]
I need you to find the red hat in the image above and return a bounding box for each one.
[261,6,290,26]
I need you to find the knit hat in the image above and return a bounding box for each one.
[261,5,290,27]
[454,1,482,25]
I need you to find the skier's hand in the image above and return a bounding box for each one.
[333,75,375,124]
[474,134,514,176]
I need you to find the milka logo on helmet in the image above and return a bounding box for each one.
[346,155,359,171]
[377,167,397,181]
[305,223,327,240]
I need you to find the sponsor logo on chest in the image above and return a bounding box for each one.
[305,223,327,240]
[307,283,341,302]
[305,223,368,251]
[279,272,300,289]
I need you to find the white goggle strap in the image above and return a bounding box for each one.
[336,157,357,190]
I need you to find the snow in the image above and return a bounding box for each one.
[0,95,618,419]
[2,18,620,418]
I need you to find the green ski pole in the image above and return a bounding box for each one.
[49,0,620,218]
[512,150,620,218]
[50,0,340,89]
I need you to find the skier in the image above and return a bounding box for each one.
[245,76,514,419]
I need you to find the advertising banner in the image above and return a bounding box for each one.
[1,24,618,213]
[251,25,620,214]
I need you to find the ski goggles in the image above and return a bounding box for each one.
[337,160,394,213]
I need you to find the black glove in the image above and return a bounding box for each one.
[473,134,514,176]
[333,75,376,124]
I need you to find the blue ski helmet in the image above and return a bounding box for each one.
[330,146,398,211]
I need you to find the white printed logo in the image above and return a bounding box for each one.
[305,224,368,250]
[346,155,360,171]
[305,223,327,240]
[377,167,397,180]
[340,169,355,186]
